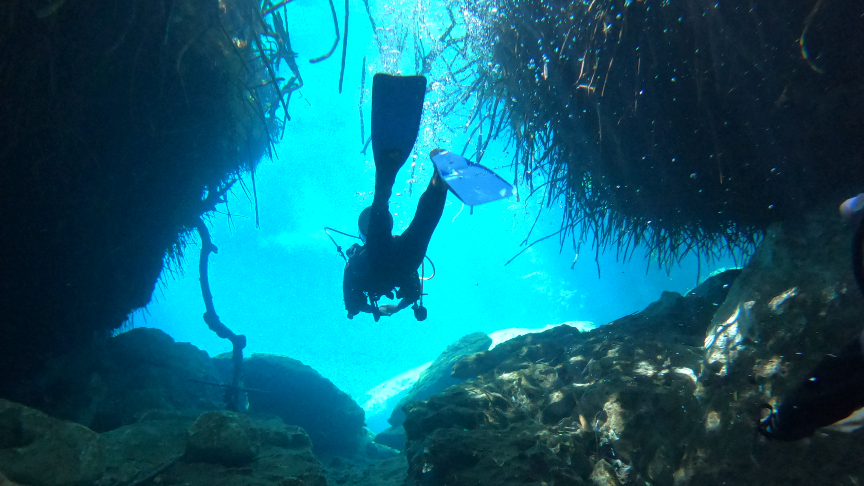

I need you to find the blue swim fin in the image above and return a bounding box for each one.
[371,74,428,175]
[430,150,515,206]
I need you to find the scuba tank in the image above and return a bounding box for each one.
[325,226,435,321]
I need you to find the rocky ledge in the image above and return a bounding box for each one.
[2,207,863,486]
[400,207,864,486]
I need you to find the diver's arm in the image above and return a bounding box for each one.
[379,298,414,317]
[379,276,422,316]
[343,264,374,318]
[353,302,379,317]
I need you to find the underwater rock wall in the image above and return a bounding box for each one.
[0,400,329,486]
[3,328,225,432]
[237,354,368,456]
[0,399,106,486]
[3,328,368,458]
[0,328,394,484]
[389,332,493,430]
[1,207,861,485]
[401,207,864,485]
[0,0,278,382]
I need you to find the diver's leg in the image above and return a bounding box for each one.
[397,169,448,269]
[371,74,427,182]
[365,172,395,264]
[366,74,428,264]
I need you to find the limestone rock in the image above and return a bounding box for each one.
[403,381,593,485]
[687,269,742,304]
[692,207,864,483]
[185,411,261,467]
[373,425,406,451]
[379,332,492,450]
[99,412,327,486]
[705,208,863,370]
[0,472,23,486]
[400,271,734,485]
[399,212,864,485]
[394,333,491,425]
[452,325,583,379]
[0,399,105,486]
[4,328,223,432]
[100,412,193,485]
[590,459,621,486]
[252,415,313,450]
[324,453,408,486]
[239,354,365,455]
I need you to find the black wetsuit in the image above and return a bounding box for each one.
[343,171,447,319]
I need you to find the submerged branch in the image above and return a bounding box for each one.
[194,183,247,412]
[310,0,340,63]
[505,229,563,266]
[338,0,349,93]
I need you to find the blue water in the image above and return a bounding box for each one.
[135,0,735,402]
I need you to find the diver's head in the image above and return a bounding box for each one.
[358,206,394,244]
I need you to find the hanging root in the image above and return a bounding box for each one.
[194,182,247,412]
[309,0,340,63]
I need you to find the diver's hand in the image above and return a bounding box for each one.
[841,193,864,225]
[378,305,399,316]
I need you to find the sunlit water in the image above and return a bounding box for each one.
[133,0,735,407]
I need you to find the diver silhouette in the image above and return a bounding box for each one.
[342,74,447,322]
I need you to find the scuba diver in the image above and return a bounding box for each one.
[342,74,447,322]
[758,193,864,440]
[340,74,513,322]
